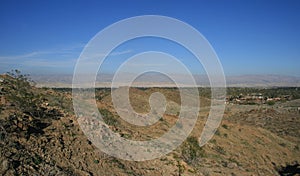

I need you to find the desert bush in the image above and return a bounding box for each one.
[2,70,62,138]
[181,136,205,165]
[215,129,221,136]
[98,108,119,126]
[222,124,229,129]
[279,143,286,147]
[6,70,42,117]
[214,145,226,155]
[267,101,275,106]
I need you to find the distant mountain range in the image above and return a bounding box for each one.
[31,73,300,88]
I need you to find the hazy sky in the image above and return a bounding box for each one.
[0,0,299,76]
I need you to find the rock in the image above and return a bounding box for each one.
[0,96,5,105]
[0,159,9,174]
[179,160,188,171]
[17,122,23,129]
[17,117,23,122]
[227,162,238,169]
[28,116,33,122]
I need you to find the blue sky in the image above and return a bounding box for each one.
[0,0,299,76]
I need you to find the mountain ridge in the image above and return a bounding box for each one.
[26,74,300,88]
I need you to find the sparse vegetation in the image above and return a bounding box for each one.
[181,136,205,165]
[214,145,226,155]
[32,154,43,165]
[5,70,42,117]
[267,100,275,105]
[215,129,221,136]
[222,124,229,129]
[279,142,287,147]
[98,108,119,126]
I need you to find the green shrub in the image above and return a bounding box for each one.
[222,124,229,129]
[210,139,217,144]
[214,145,226,155]
[279,143,286,147]
[32,154,43,165]
[5,70,43,117]
[181,136,205,165]
[215,129,221,136]
[98,108,119,126]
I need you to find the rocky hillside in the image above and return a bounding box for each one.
[0,72,300,175]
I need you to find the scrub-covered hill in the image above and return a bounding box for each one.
[0,72,299,175]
